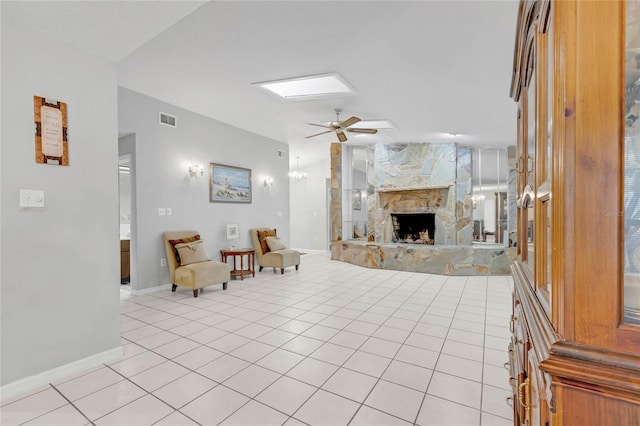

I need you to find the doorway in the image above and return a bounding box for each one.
[118,133,137,293]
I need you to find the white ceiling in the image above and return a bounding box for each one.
[3,0,519,169]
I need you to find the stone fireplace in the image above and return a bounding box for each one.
[376,186,456,245]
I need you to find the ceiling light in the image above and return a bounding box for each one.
[253,73,354,100]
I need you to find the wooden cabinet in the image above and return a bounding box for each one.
[120,239,130,284]
[509,1,640,424]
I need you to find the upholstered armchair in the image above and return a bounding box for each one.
[250,228,300,274]
[163,231,230,297]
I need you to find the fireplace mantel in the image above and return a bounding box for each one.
[376,185,452,193]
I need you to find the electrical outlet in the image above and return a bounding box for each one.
[158,208,166,216]
[161,258,167,267]
[166,207,172,216]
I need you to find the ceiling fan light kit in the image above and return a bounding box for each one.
[305,108,378,143]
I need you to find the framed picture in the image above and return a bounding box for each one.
[226,223,239,240]
[210,163,252,203]
[34,96,69,165]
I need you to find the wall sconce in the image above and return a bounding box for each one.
[189,164,204,178]
[263,177,274,187]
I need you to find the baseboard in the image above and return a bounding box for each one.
[131,283,171,296]
[291,248,329,254]
[0,346,122,403]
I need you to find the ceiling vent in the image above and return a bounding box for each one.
[159,112,177,128]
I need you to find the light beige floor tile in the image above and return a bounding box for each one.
[220,399,289,425]
[135,331,180,350]
[229,340,276,363]
[286,357,339,387]
[281,335,324,356]
[152,410,199,425]
[381,360,433,392]
[109,351,166,377]
[483,363,512,390]
[153,372,217,409]
[343,351,391,377]
[435,353,483,382]
[482,384,513,420]
[301,324,340,341]
[55,367,123,401]
[129,361,190,392]
[223,365,280,397]
[294,389,360,426]
[309,342,355,366]
[256,348,305,374]
[256,328,297,346]
[350,405,411,426]
[329,330,368,349]
[405,332,445,352]
[153,337,201,359]
[322,368,378,403]
[416,394,481,425]
[196,355,250,382]
[181,385,249,425]
[427,372,482,410]
[371,326,411,343]
[364,379,424,423]
[277,319,314,334]
[22,403,89,426]
[73,380,146,420]
[394,345,439,369]
[185,326,228,344]
[206,333,250,353]
[360,337,401,359]
[0,388,69,425]
[172,345,224,370]
[233,323,272,339]
[94,394,173,425]
[442,339,484,362]
[481,411,513,425]
[255,376,317,415]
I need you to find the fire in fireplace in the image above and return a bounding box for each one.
[390,212,436,244]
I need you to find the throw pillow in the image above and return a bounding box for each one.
[266,236,287,251]
[168,234,201,266]
[256,229,277,254]
[175,240,211,265]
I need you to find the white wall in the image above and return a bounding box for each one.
[290,158,331,250]
[118,88,290,291]
[1,21,121,385]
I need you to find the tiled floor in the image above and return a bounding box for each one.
[1,252,514,425]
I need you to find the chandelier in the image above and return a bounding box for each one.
[289,156,307,182]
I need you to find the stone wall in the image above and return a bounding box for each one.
[365,143,472,245]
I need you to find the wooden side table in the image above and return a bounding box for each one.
[220,248,255,280]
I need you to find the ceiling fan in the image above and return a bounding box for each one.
[306,108,377,143]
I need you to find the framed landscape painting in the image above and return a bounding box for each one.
[210,163,252,203]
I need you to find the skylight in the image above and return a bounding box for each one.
[253,73,354,100]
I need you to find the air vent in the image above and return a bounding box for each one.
[159,112,177,128]
[277,150,286,159]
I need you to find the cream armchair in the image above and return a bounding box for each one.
[163,231,230,297]
[250,228,300,274]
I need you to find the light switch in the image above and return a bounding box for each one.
[19,189,45,208]
[158,208,166,216]
[277,211,283,217]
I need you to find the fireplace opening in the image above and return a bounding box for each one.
[390,212,436,244]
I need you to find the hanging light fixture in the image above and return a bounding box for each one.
[289,156,307,182]
[473,149,485,204]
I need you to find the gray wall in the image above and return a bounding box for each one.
[1,21,121,385]
[118,88,290,291]
[290,158,330,250]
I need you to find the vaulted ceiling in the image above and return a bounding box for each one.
[3,0,519,170]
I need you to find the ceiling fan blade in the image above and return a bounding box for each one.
[307,123,333,130]
[347,128,378,134]
[337,130,347,143]
[305,130,334,138]
[339,116,361,129]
